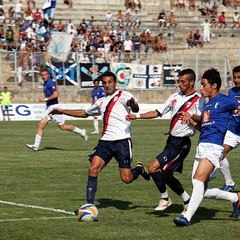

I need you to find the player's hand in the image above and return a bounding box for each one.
[126,97,137,107]
[126,113,137,121]
[39,96,45,102]
[177,111,192,124]
[49,108,63,115]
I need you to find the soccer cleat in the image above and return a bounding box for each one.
[232,192,240,218]
[155,198,172,211]
[91,131,99,135]
[81,129,88,141]
[173,216,191,226]
[74,209,80,216]
[136,162,150,181]
[221,184,236,192]
[26,144,38,151]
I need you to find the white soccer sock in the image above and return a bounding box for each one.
[93,119,99,133]
[180,191,190,203]
[183,179,204,221]
[220,158,235,185]
[161,190,169,199]
[73,127,84,136]
[34,134,41,148]
[204,187,238,203]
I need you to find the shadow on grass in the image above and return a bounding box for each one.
[146,203,236,224]
[96,198,139,210]
[40,147,88,151]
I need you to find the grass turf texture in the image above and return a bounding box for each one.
[0,120,239,240]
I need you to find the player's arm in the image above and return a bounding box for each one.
[39,91,58,102]
[50,108,89,118]
[126,110,159,121]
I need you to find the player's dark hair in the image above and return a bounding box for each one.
[233,65,240,74]
[101,71,117,82]
[93,79,100,84]
[202,68,221,90]
[178,68,196,82]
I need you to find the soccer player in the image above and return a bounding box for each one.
[174,68,240,227]
[220,65,240,191]
[1,86,14,121]
[126,68,204,214]
[50,71,150,206]
[91,79,105,134]
[26,69,87,151]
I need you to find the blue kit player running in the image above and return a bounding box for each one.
[26,69,87,151]
[174,68,240,227]
[220,65,240,191]
[91,79,105,134]
[50,71,150,209]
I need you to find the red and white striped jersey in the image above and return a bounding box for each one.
[157,91,204,137]
[85,90,138,141]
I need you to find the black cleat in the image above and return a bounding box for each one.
[136,162,151,181]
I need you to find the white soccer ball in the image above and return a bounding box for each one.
[78,203,99,222]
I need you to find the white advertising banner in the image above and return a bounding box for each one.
[111,63,162,89]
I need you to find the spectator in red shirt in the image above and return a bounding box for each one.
[33,8,42,21]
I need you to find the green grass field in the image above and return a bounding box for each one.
[0,120,239,240]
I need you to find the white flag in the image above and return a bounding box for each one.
[48,32,73,62]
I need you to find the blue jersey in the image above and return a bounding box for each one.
[227,87,240,136]
[199,93,240,146]
[44,79,58,107]
[91,87,105,103]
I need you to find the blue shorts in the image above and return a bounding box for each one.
[88,139,133,168]
[156,135,191,174]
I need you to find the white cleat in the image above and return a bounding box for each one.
[26,144,38,151]
[155,198,172,211]
[81,129,88,141]
[91,131,99,135]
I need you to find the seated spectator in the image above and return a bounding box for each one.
[170,0,177,10]
[198,0,208,16]
[177,0,185,10]
[157,9,167,28]
[125,10,133,28]
[204,0,214,15]
[88,16,95,30]
[117,10,123,28]
[24,6,33,21]
[232,11,240,30]
[152,33,168,52]
[210,13,218,28]
[193,29,203,48]
[188,0,196,11]
[186,30,194,47]
[0,6,5,22]
[218,11,227,29]
[33,8,42,21]
[27,0,36,8]
[8,6,15,24]
[133,0,142,10]
[168,10,177,29]
[106,11,113,28]
[133,9,141,29]
[125,0,135,10]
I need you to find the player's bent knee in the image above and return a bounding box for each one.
[121,176,133,184]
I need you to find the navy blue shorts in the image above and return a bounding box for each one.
[88,138,133,169]
[156,135,191,174]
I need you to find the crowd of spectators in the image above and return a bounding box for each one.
[0,0,239,73]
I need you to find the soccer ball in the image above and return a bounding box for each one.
[77,203,99,222]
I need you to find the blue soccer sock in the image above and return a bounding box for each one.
[86,176,98,204]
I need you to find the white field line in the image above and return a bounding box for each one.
[0,200,75,215]
[0,216,76,223]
